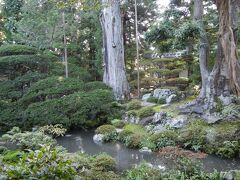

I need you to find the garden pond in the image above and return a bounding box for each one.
[57,130,240,172]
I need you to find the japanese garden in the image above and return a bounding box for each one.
[0,0,240,179]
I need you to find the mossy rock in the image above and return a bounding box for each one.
[0,45,37,57]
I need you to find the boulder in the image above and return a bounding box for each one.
[166,94,177,104]
[139,147,152,154]
[153,112,167,124]
[152,124,167,134]
[93,134,104,143]
[153,89,172,99]
[142,93,151,101]
[139,116,154,125]
[123,114,140,124]
[202,113,222,124]
[166,115,188,128]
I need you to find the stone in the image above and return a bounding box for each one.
[123,114,140,124]
[116,128,123,133]
[152,124,167,134]
[153,112,167,124]
[139,116,154,125]
[93,134,104,143]
[166,94,177,104]
[202,113,222,124]
[153,89,172,99]
[139,147,152,154]
[142,93,151,101]
[166,115,188,128]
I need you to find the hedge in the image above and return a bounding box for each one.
[0,45,37,57]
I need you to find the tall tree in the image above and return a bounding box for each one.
[100,0,130,100]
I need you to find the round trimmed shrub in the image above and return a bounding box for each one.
[126,99,142,110]
[125,134,145,149]
[95,125,116,135]
[137,107,155,118]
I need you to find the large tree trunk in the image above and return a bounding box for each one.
[182,0,240,114]
[206,0,240,107]
[100,0,130,101]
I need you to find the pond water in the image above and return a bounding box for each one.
[57,130,240,172]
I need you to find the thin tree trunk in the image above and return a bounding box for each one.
[193,0,210,100]
[100,0,130,100]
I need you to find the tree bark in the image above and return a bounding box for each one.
[100,0,130,100]
[193,0,210,100]
[183,0,240,113]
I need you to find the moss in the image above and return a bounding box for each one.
[95,125,116,135]
[136,107,155,118]
[126,99,142,111]
[111,119,126,128]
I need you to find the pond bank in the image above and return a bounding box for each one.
[57,130,240,172]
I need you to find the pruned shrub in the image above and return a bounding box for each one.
[0,45,37,57]
[20,77,85,106]
[111,119,126,128]
[126,99,142,110]
[0,55,53,79]
[23,89,115,129]
[95,125,116,135]
[137,107,155,118]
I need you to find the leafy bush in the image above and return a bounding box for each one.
[0,72,48,101]
[1,128,56,150]
[0,55,53,79]
[111,119,126,128]
[0,146,7,154]
[23,89,115,129]
[150,130,177,149]
[125,164,161,180]
[20,77,85,106]
[118,130,134,143]
[95,125,116,135]
[222,104,240,119]
[38,124,67,137]
[0,45,37,56]
[91,153,116,171]
[147,96,158,103]
[50,62,91,81]
[84,81,110,91]
[126,99,142,110]
[125,134,145,149]
[2,150,24,163]
[158,97,166,104]
[1,146,77,179]
[216,141,240,158]
[136,107,155,118]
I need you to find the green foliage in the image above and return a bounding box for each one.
[150,130,177,149]
[1,128,56,150]
[91,153,116,172]
[38,124,67,137]
[147,96,158,103]
[111,119,126,128]
[84,81,110,91]
[23,89,115,129]
[126,99,142,111]
[95,125,116,135]
[136,107,155,118]
[222,104,240,119]
[177,120,208,151]
[125,164,161,180]
[124,133,145,149]
[20,77,85,106]
[216,141,240,158]
[0,55,53,79]
[2,150,24,163]
[0,146,7,154]
[0,45,37,56]
[51,63,92,81]
[118,130,134,143]
[1,146,77,179]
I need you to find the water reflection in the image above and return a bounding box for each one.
[57,130,240,172]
